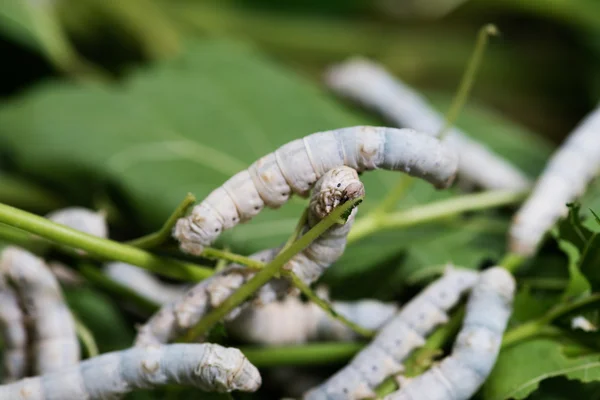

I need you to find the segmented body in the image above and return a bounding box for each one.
[227,296,398,345]
[136,167,364,346]
[174,126,458,255]
[510,105,600,256]
[0,274,27,382]
[303,266,479,400]
[325,59,530,191]
[0,343,261,399]
[384,267,515,400]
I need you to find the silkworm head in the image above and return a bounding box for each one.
[342,181,365,202]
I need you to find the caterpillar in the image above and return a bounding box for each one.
[45,207,108,239]
[303,266,479,400]
[104,262,187,305]
[0,343,261,399]
[0,273,27,382]
[135,166,364,346]
[0,246,80,375]
[509,105,600,256]
[384,267,515,400]
[174,126,458,255]
[227,295,398,345]
[325,58,531,191]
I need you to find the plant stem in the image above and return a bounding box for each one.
[348,190,527,244]
[126,193,196,249]
[240,342,364,367]
[286,272,376,338]
[439,24,499,138]
[0,202,213,282]
[180,197,363,341]
[201,247,265,269]
[279,208,308,254]
[500,252,527,273]
[74,315,99,357]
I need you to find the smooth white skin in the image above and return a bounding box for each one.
[0,274,27,382]
[0,343,261,399]
[303,266,479,400]
[136,167,364,346]
[385,267,515,400]
[45,207,108,239]
[325,58,531,191]
[174,126,458,255]
[0,247,80,375]
[227,296,398,345]
[509,105,600,256]
[104,262,187,305]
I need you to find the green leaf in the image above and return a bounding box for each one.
[555,238,591,302]
[0,39,550,276]
[484,338,600,400]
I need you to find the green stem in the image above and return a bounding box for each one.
[126,193,196,249]
[0,202,213,282]
[180,197,363,341]
[240,342,364,367]
[286,272,376,338]
[74,315,99,357]
[279,208,308,254]
[500,252,527,273]
[348,190,527,244]
[439,24,499,138]
[201,247,265,269]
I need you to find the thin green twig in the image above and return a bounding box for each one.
[201,247,265,269]
[126,193,196,249]
[0,202,213,282]
[240,342,364,367]
[180,197,363,341]
[348,190,527,244]
[279,208,308,254]
[500,252,527,273]
[74,315,99,357]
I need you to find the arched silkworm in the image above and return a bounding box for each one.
[303,266,479,400]
[509,105,600,256]
[0,273,28,382]
[0,343,261,399]
[104,262,187,305]
[325,58,531,191]
[227,295,398,345]
[0,246,80,375]
[45,207,108,239]
[384,267,515,400]
[174,126,458,255]
[135,167,364,346]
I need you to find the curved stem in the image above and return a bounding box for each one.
[126,193,196,249]
[240,342,364,367]
[201,247,265,269]
[74,315,99,358]
[348,190,527,244]
[0,202,213,282]
[180,197,363,341]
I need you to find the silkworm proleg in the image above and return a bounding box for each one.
[174,126,458,255]
[0,343,261,399]
[384,267,515,400]
[325,58,530,191]
[303,266,479,400]
[509,105,600,256]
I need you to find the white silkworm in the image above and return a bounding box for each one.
[0,246,80,375]
[0,274,28,382]
[303,266,479,400]
[45,207,108,239]
[174,126,458,255]
[0,343,261,399]
[135,167,364,346]
[325,58,531,191]
[384,267,515,400]
[104,262,187,305]
[227,295,398,345]
[509,105,600,256]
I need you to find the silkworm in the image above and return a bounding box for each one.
[325,58,531,191]
[0,273,28,382]
[303,266,479,400]
[0,343,261,399]
[174,126,458,255]
[384,267,515,400]
[136,166,364,346]
[0,246,80,375]
[227,295,398,345]
[103,262,187,305]
[45,207,108,239]
[509,105,600,256]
